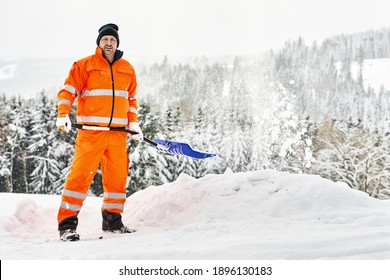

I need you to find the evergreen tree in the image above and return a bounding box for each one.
[157,106,183,182]
[128,102,165,194]
[27,90,61,194]
[53,105,77,194]
[8,96,30,193]
[0,97,12,192]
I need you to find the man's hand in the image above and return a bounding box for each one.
[56,114,71,132]
[127,122,143,141]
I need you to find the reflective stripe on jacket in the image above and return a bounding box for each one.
[57,47,138,126]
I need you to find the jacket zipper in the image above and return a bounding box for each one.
[107,63,115,127]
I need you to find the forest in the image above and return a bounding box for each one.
[1,27,390,199]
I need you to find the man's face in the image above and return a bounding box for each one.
[99,35,118,58]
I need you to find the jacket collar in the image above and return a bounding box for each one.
[95,47,124,64]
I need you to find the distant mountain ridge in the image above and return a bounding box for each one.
[0,57,73,99]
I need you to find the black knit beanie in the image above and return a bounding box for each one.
[96,23,120,46]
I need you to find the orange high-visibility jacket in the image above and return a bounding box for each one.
[57,47,137,126]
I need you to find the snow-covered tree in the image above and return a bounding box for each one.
[128,103,166,194]
[27,90,61,194]
[312,119,390,197]
[0,95,12,192]
[7,96,31,193]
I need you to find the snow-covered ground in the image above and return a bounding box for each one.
[2,169,390,279]
[2,169,390,260]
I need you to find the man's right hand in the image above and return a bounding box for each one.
[56,114,71,132]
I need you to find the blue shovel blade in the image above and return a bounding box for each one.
[154,139,217,159]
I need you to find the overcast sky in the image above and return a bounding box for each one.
[2,0,390,60]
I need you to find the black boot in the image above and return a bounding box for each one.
[58,216,80,241]
[59,229,80,241]
[102,210,136,233]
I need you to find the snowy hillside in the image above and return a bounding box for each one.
[0,58,73,99]
[1,169,390,260]
[351,58,390,92]
[3,56,390,99]
[0,54,169,98]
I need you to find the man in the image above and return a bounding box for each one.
[55,23,143,241]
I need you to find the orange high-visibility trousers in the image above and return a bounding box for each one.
[57,130,129,224]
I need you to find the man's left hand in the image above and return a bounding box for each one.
[127,122,143,141]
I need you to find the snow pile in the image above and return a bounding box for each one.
[1,169,390,260]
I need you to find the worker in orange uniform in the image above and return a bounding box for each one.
[55,23,143,241]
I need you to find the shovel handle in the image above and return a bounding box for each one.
[71,124,157,147]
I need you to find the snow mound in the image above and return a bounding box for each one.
[1,170,390,259]
[1,194,59,241]
[124,170,384,232]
